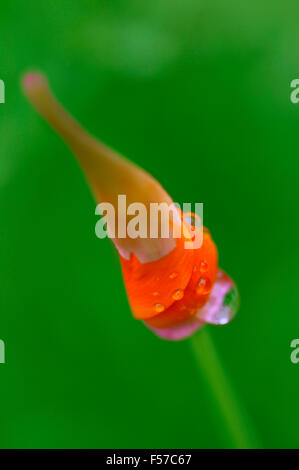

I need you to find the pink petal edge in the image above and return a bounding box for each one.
[145,270,237,341]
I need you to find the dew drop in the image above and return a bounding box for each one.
[213,287,239,325]
[196,276,212,295]
[153,291,159,296]
[154,303,165,313]
[169,272,178,279]
[172,289,184,300]
[213,307,231,325]
[199,261,208,273]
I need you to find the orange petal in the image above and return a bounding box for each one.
[120,228,195,320]
[145,230,218,327]
[121,225,218,325]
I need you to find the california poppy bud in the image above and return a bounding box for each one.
[22,72,239,340]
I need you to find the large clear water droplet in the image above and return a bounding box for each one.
[213,286,239,325]
[195,270,239,326]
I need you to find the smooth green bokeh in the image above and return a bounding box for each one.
[0,0,298,449]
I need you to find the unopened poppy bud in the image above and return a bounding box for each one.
[22,72,239,340]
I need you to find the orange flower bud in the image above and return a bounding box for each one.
[22,72,239,340]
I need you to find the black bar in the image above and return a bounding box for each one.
[0,449,298,465]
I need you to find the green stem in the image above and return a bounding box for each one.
[191,327,259,449]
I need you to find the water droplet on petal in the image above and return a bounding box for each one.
[196,277,212,295]
[154,303,165,313]
[153,291,159,296]
[199,261,208,273]
[172,289,184,300]
[196,270,239,326]
[213,287,239,325]
[169,272,178,279]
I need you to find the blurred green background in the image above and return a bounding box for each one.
[0,0,298,449]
